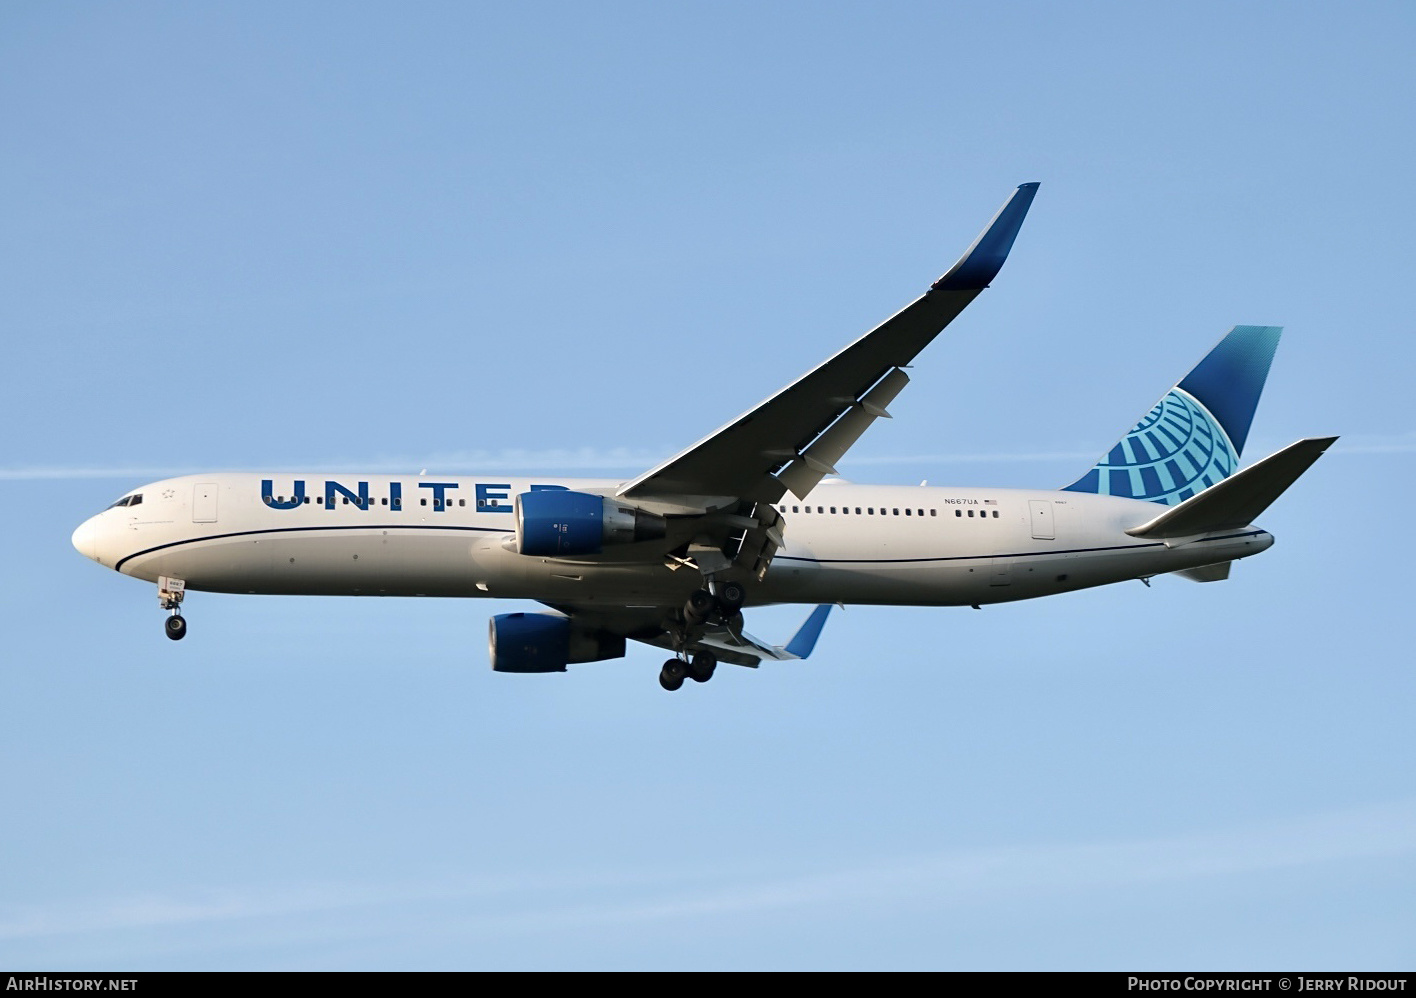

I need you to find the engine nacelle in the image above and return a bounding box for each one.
[514,490,666,557]
[488,612,626,673]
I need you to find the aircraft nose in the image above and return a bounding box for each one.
[71,515,101,561]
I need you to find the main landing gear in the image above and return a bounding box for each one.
[659,581,741,691]
[659,650,717,692]
[158,575,187,641]
[659,658,686,691]
[681,583,744,624]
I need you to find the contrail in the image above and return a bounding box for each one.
[2,434,1408,482]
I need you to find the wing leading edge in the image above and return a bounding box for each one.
[620,183,1040,508]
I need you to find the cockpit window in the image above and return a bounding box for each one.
[107,494,143,509]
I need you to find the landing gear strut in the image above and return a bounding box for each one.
[159,575,187,641]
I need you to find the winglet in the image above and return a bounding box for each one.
[784,604,834,659]
[931,182,1040,291]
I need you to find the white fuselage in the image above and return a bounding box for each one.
[71,473,1274,608]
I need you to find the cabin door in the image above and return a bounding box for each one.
[192,483,219,523]
[1028,499,1055,540]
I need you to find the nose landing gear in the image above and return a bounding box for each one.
[158,575,187,641]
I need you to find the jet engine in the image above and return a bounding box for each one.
[514,490,666,557]
[488,612,626,673]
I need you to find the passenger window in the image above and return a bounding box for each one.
[893,508,899,516]
[992,510,999,518]
[905,509,911,516]
[792,506,799,513]
[967,509,974,517]
[459,499,466,507]
[930,509,936,516]
[421,499,427,506]
[830,507,836,514]
[868,508,874,515]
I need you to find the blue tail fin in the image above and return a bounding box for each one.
[1062,325,1282,505]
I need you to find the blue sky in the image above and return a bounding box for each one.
[2,0,1413,969]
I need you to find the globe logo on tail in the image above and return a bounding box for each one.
[1089,388,1238,505]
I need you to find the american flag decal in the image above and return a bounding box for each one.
[984,499,998,505]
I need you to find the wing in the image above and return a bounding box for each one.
[530,186,1039,671]
[620,182,1039,509]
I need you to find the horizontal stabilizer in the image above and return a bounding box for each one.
[1127,436,1337,539]
[1172,561,1232,583]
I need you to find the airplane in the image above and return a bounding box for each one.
[70,183,1337,691]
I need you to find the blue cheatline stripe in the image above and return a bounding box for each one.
[772,531,1263,566]
[115,525,1267,576]
[113,523,509,573]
